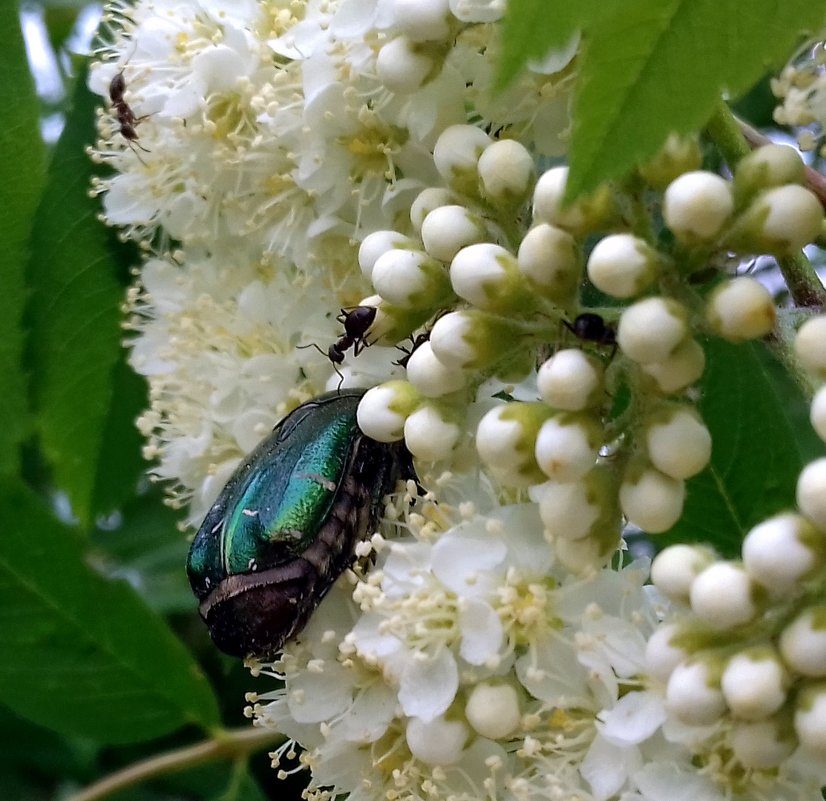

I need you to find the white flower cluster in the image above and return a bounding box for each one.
[773,38,826,155]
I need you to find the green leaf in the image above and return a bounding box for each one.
[567,0,826,197]
[660,338,822,556]
[27,61,145,524]
[0,479,220,742]
[91,488,194,616]
[0,6,47,475]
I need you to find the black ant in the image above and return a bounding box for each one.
[109,70,150,157]
[563,313,617,356]
[393,331,430,369]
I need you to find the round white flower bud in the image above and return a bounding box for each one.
[734,144,806,201]
[478,139,534,204]
[450,243,531,312]
[811,385,826,443]
[617,297,689,364]
[651,544,717,603]
[797,457,826,531]
[403,405,461,461]
[705,277,776,342]
[795,316,826,380]
[645,622,690,684]
[689,561,758,629]
[645,407,712,479]
[537,349,604,411]
[730,718,796,768]
[476,402,552,486]
[533,167,615,235]
[619,466,685,533]
[359,230,416,280]
[376,36,433,93]
[406,715,468,765]
[465,682,521,739]
[433,125,491,193]
[738,185,823,255]
[666,659,726,725]
[663,171,734,243]
[516,223,580,300]
[392,0,451,42]
[537,479,600,541]
[779,607,826,677]
[742,512,824,595]
[534,413,601,482]
[411,187,455,232]
[794,682,826,755]
[586,234,659,299]
[721,648,789,720]
[429,309,520,369]
[640,337,706,393]
[371,249,452,309]
[405,340,466,397]
[357,381,420,442]
[421,205,487,263]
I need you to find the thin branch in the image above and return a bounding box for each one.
[65,726,285,801]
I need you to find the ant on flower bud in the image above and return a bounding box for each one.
[563,313,617,357]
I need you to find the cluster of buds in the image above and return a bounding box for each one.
[344,131,824,568]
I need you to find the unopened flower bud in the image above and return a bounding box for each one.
[537,348,604,410]
[357,381,421,442]
[430,309,522,370]
[586,234,659,299]
[797,457,826,531]
[730,185,823,255]
[516,223,580,301]
[376,36,433,93]
[663,171,734,244]
[639,337,706,393]
[780,606,826,677]
[476,402,553,486]
[734,144,806,204]
[359,230,416,280]
[690,561,759,629]
[811,385,826,442]
[651,544,717,603]
[534,412,601,482]
[532,166,616,236]
[705,276,776,342]
[645,406,712,479]
[450,243,533,312]
[666,658,726,725]
[721,647,789,720]
[619,463,685,533]
[742,512,824,595]
[730,716,797,768]
[478,139,534,205]
[392,0,451,42]
[638,134,702,190]
[411,187,455,232]
[421,205,487,263]
[645,622,690,683]
[617,297,689,364]
[371,248,453,309]
[795,316,826,380]
[433,124,491,195]
[404,340,466,397]
[406,715,468,766]
[465,682,521,739]
[794,682,826,755]
[403,404,461,461]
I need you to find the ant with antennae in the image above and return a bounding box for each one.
[563,313,617,357]
[109,70,150,158]
[393,331,430,369]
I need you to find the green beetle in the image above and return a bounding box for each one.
[187,389,415,659]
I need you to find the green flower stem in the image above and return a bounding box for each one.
[706,98,826,309]
[64,726,284,801]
